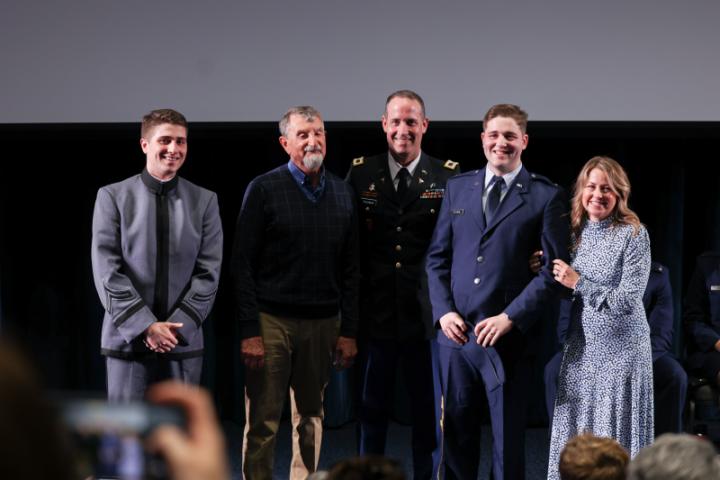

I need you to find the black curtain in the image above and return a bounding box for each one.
[1,121,718,426]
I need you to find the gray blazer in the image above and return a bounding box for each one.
[91,170,223,359]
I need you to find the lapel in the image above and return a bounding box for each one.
[372,155,397,206]
[469,168,487,230]
[400,153,432,208]
[484,167,530,233]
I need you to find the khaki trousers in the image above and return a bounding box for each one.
[242,312,339,480]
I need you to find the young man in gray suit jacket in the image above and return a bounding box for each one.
[91,109,223,402]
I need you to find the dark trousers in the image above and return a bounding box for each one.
[437,332,531,480]
[358,338,436,480]
[652,355,688,435]
[544,351,688,435]
[106,355,202,403]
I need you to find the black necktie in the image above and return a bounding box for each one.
[485,175,504,223]
[396,167,410,201]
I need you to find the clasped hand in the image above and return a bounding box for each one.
[145,322,183,353]
[439,312,512,347]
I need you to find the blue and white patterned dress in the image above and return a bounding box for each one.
[547,219,653,480]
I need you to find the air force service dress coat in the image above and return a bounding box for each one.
[685,252,720,377]
[425,166,569,480]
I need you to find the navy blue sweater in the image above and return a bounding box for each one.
[232,165,359,339]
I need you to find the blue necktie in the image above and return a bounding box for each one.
[485,175,504,223]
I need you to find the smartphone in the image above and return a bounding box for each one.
[59,397,185,480]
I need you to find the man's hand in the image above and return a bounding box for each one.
[439,312,468,345]
[146,382,230,480]
[145,322,183,353]
[529,250,543,274]
[552,259,580,289]
[334,336,357,370]
[241,337,265,369]
[474,313,513,347]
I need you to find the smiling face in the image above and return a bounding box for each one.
[481,116,528,174]
[582,168,618,222]
[279,113,326,174]
[382,96,428,165]
[141,123,187,181]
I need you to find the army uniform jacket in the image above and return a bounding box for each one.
[346,152,460,340]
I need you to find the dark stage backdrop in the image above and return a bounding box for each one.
[1,121,719,425]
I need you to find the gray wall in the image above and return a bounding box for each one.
[2,0,719,122]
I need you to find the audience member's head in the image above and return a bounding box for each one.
[0,340,77,480]
[326,455,406,480]
[559,433,629,480]
[626,433,720,480]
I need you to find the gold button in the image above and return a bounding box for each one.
[430,208,436,214]
[395,262,402,269]
[365,206,370,211]
[396,226,402,232]
[395,245,402,251]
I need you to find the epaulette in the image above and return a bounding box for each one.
[352,156,365,167]
[450,169,480,180]
[530,172,558,187]
[443,159,459,170]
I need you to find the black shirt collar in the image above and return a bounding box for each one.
[141,168,179,195]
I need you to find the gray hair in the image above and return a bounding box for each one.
[279,106,323,136]
[626,433,720,480]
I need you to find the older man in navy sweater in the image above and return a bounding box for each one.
[232,106,359,480]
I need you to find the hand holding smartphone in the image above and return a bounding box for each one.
[60,398,185,480]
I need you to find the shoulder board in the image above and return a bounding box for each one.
[352,156,365,167]
[529,172,558,187]
[443,159,459,170]
[449,169,480,180]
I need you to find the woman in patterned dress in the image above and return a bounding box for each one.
[547,156,653,480]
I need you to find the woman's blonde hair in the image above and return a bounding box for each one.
[571,156,641,246]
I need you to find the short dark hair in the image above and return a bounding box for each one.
[483,103,528,133]
[141,109,188,139]
[279,106,323,136]
[385,89,426,117]
[559,434,629,480]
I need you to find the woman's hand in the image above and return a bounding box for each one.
[552,259,580,289]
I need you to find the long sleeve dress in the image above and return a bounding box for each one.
[547,218,653,480]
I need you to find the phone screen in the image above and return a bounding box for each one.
[59,399,185,480]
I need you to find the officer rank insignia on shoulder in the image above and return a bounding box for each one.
[352,157,365,167]
[443,159,458,170]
